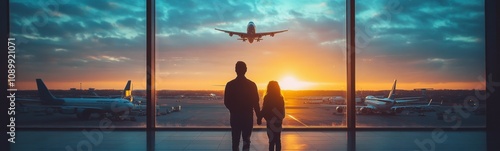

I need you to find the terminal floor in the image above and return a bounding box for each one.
[11,130,485,151]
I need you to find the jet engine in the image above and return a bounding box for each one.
[336,106,344,113]
[59,107,78,114]
[392,108,403,114]
[360,107,373,114]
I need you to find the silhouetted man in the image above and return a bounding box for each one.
[224,61,260,151]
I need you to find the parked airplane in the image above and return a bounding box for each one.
[215,21,288,43]
[19,79,134,120]
[334,80,436,115]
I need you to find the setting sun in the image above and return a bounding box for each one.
[278,76,313,90]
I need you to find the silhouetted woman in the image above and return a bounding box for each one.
[258,81,285,151]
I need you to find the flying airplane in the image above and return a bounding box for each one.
[333,80,438,115]
[215,21,288,43]
[18,79,134,120]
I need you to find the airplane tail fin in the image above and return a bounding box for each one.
[122,80,133,102]
[36,79,57,102]
[387,79,397,99]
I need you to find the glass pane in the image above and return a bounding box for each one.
[12,131,146,150]
[156,0,347,128]
[12,0,146,128]
[156,131,347,150]
[356,131,486,150]
[355,0,485,127]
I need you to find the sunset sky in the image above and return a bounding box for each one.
[11,0,485,90]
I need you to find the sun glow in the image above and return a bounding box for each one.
[278,76,313,90]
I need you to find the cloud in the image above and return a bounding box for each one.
[354,0,484,83]
[10,0,485,89]
[88,55,131,62]
[10,0,146,86]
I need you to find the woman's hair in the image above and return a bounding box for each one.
[265,81,282,97]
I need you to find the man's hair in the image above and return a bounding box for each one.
[235,61,247,75]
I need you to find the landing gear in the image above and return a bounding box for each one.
[380,111,396,115]
[76,110,91,120]
[360,108,373,114]
[106,109,136,121]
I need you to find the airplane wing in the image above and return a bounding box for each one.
[391,99,440,112]
[214,28,248,38]
[16,98,104,110]
[394,96,423,103]
[16,98,47,107]
[395,99,420,103]
[324,104,376,114]
[395,96,422,100]
[394,97,422,103]
[254,29,288,37]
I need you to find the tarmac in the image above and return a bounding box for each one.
[15,97,486,128]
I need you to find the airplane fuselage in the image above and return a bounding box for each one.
[60,98,133,112]
[215,21,287,43]
[246,22,256,43]
[364,97,395,111]
[335,80,432,115]
[34,79,135,120]
[39,97,134,116]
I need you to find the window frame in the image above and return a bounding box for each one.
[12,0,496,150]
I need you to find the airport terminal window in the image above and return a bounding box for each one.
[12,0,147,128]
[7,0,490,150]
[10,0,487,130]
[354,0,485,128]
[155,0,348,128]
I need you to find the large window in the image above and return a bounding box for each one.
[11,0,486,129]
[8,0,490,150]
[155,0,347,128]
[12,0,147,128]
[355,0,485,128]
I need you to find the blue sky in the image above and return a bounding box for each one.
[10,0,485,90]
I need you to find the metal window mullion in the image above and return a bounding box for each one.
[146,0,156,150]
[346,0,356,151]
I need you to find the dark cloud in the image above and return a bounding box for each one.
[289,10,303,17]
[9,2,38,17]
[10,0,486,89]
[58,4,88,17]
[158,0,259,32]
[83,0,117,11]
[11,0,146,86]
[116,17,143,28]
[354,0,484,82]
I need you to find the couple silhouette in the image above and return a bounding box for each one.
[224,61,285,151]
